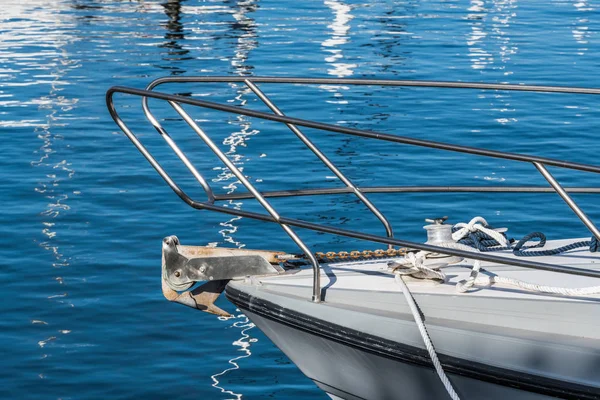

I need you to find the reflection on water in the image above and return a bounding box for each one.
[0,1,75,126]
[465,0,517,75]
[210,1,259,397]
[464,0,519,184]
[31,24,78,373]
[163,0,186,44]
[465,0,517,127]
[322,0,356,78]
[210,313,257,400]
[572,0,592,56]
[491,0,517,76]
[369,2,414,74]
[320,0,354,106]
[230,0,259,75]
[0,0,79,381]
[465,0,489,71]
[3,0,600,398]
[212,0,259,250]
[160,0,192,74]
[490,0,517,126]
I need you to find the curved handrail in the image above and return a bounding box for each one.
[105,85,600,278]
[142,78,395,241]
[214,185,600,200]
[145,75,600,95]
[107,77,600,302]
[114,85,600,173]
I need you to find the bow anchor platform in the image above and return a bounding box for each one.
[161,236,284,317]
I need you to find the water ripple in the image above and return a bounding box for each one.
[3,1,600,399]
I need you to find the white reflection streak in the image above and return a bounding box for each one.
[489,0,517,126]
[491,0,517,75]
[211,0,259,249]
[466,0,516,184]
[1,0,79,375]
[231,0,258,75]
[29,24,78,273]
[572,0,591,56]
[466,0,517,126]
[210,3,259,398]
[210,313,257,400]
[466,0,490,70]
[466,0,517,74]
[322,0,356,78]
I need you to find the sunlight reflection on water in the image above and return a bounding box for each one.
[3,0,600,399]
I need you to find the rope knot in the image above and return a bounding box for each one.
[388,252,446,282]
[452,217,508,248]
[456,260,485,293]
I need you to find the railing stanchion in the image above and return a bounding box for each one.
[534,162,600,239]
[244,79,394,246]
[168,101,322,303]
[141,96,216,203]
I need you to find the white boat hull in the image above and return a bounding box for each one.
[242,309,556,400]
[225,242,600,399]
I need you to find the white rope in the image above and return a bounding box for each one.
[443,216,600,296]
[394,273,461,400]
[388,251,446,281]
[452,216,508,247]
[456,261,600,295]
[390,252,460,400]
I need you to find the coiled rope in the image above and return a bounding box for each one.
[453,217,598,255]
[452,216,510,251]
[448,218,600,295]
[512,231,599,256]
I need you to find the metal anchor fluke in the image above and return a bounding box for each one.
[161,236,284,316]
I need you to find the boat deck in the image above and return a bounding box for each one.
[227,238,600,393]
[259,237,600,303]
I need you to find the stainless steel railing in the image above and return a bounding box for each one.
[106,77,600,303]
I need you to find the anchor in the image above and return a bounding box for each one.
[161,236,285,317]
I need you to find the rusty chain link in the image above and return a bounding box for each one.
[314,247,408,262]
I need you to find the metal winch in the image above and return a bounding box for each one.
[422,216,463,265]
[423,216,454,245]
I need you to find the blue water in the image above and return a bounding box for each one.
[2,0,600,398]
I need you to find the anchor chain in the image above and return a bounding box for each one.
[280,248,410,268]
[314,247,409,262]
